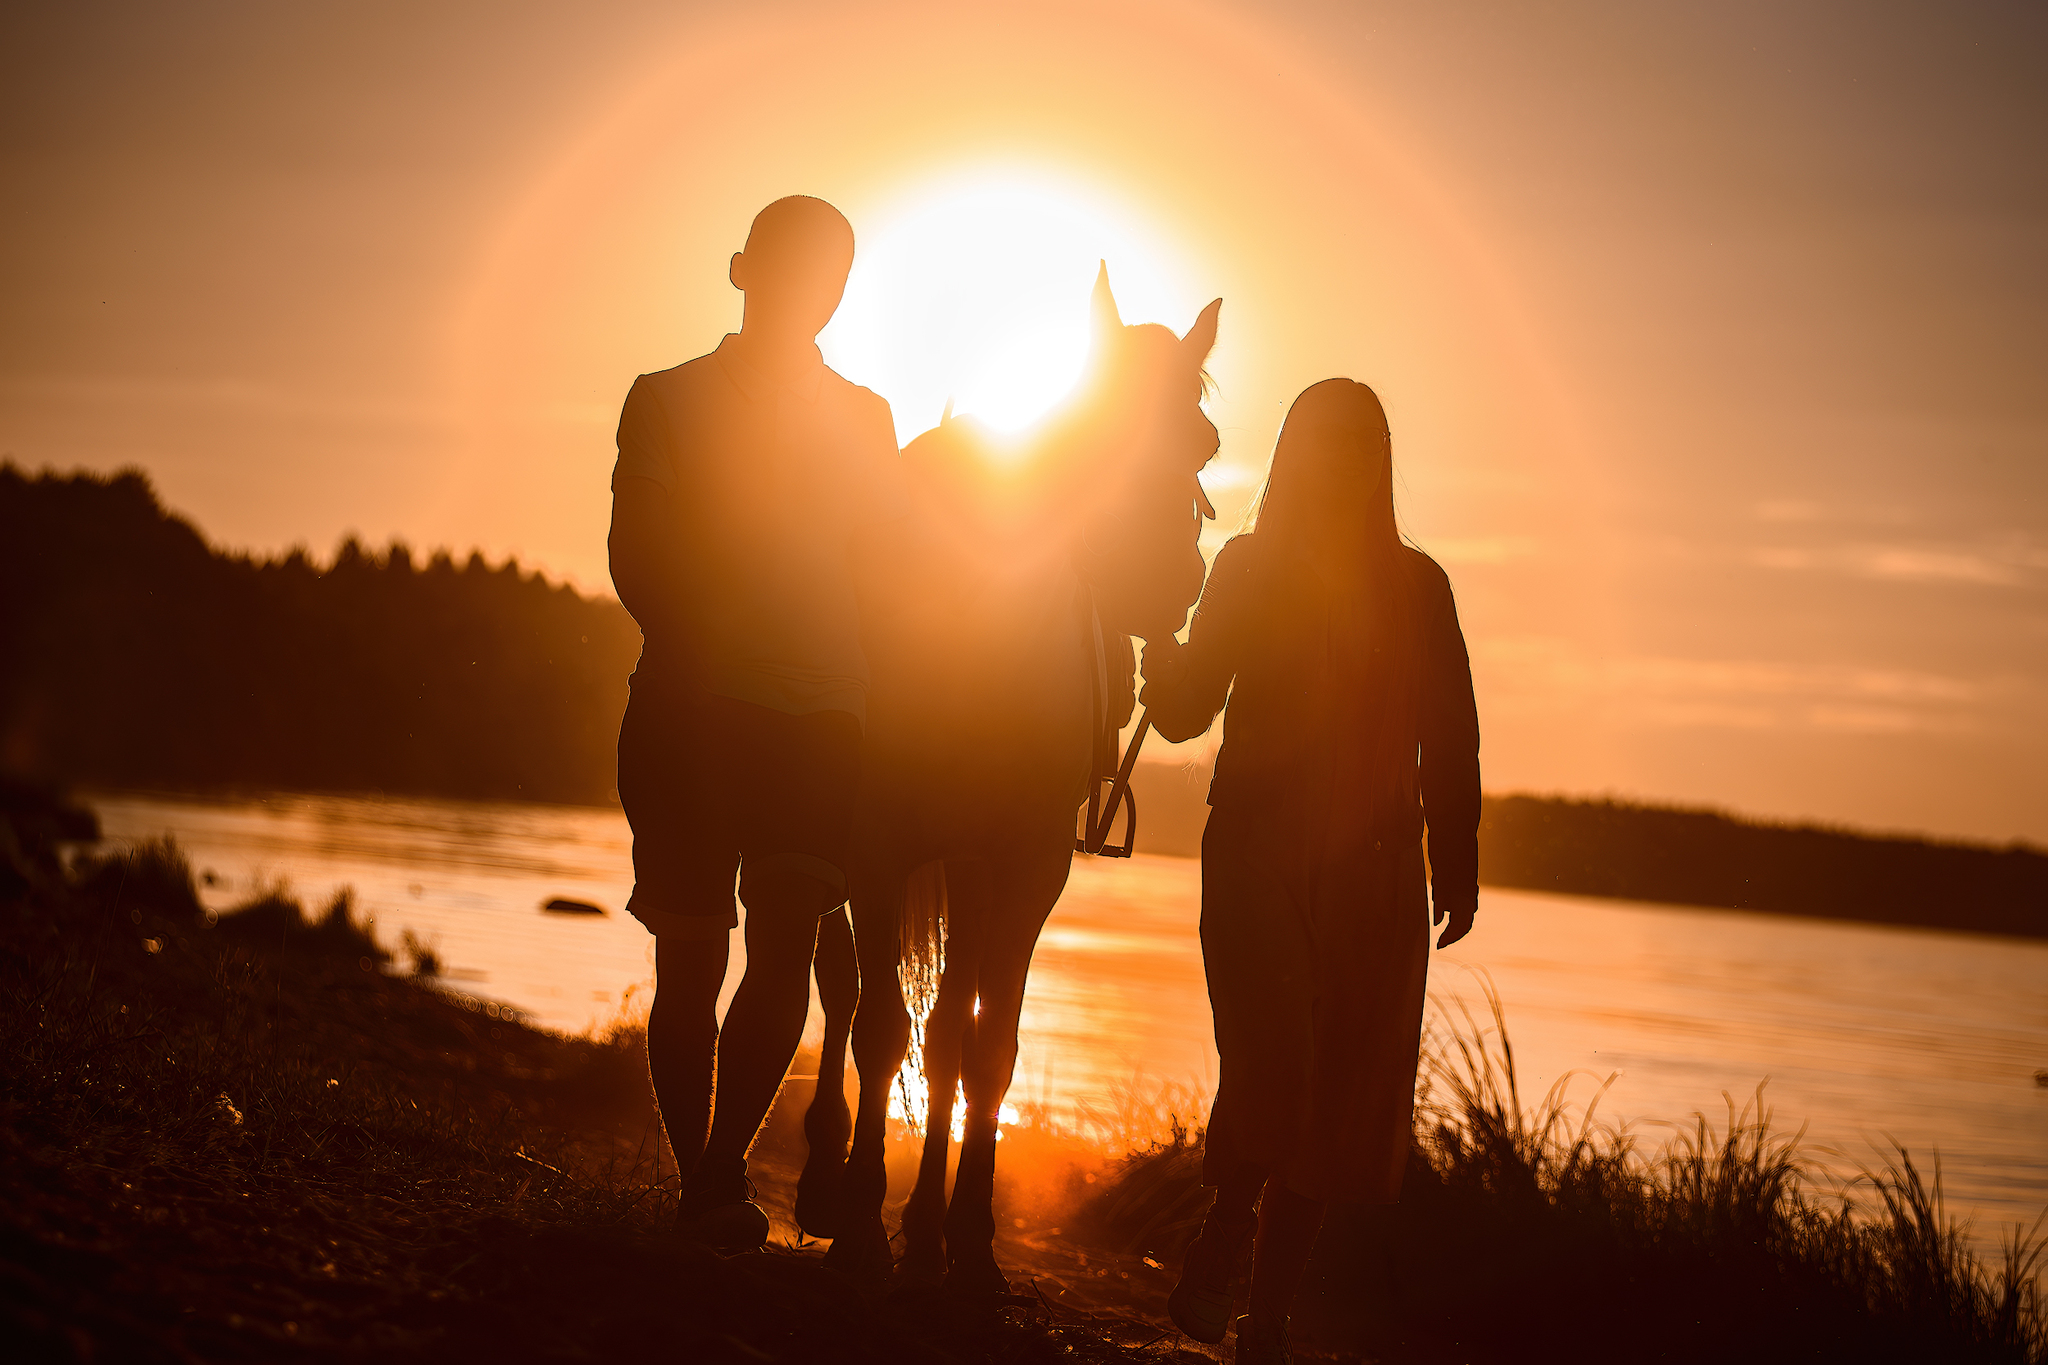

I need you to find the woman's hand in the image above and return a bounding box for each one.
[1432,899,1475,949]
[1139,637,1188,698]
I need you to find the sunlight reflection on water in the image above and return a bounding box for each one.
[91,789,2048,1243]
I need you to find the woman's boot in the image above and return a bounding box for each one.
[1166,1212,1255,1343]
[1232,1313,1292,1365]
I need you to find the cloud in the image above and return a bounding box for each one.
[1749,499,1917,528]
[1857,547,2023,587]
[539,401,617,427]
[1746,539,2042,588]
[0,371,455,432]
[1806,705,1936,735]
[1424,535,1541,565]
[1473,636,1987,735]
[1754,499,1825,524]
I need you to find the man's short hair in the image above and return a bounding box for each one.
[745,196,854,264]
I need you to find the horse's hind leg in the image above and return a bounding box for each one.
[944,837,1071,1295]
[795,905,857,1239]
[822,881,907,1281]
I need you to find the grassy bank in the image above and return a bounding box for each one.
[1078,990,2047,1363]
[8,805,2043,1362]
[0,833,1154,1363]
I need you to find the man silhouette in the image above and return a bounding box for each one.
[609,196,899,1249]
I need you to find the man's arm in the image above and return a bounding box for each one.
[609,377,695,661]
[609,476,679,635]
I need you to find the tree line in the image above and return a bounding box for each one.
[1125,764,2047,937]
[1475,794,2047,938]
[4,464,2041,937]
[0,465,640,805]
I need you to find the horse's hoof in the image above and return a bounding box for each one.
[821,1221,893,1285]
[676,1199,771,1255]
[941,1250,1011,1300]
[896,1242,948,1289]
[793,1160,845,1241]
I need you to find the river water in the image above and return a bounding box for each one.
[91,789,2048,1247]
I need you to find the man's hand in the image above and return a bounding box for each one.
[1432,900,1476,949]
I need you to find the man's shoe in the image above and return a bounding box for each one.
[681,1198,771,1253]
[1233,1313,1292,1365]
[1166,1214,1254,1343]
[676,1158,771,1254]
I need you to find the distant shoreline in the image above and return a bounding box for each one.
[10,465,2044,944]
[1474,791,2048,941]
[1123,762,2048,940]
[78,777,2048,945]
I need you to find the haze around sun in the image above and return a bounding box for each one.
[820,175,1204,443]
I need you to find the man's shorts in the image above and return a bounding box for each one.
[616,684,861,939]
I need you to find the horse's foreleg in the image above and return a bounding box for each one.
[795,905,857,1239]
[944,840,1071,1294]
[823,887,908,1280]
[900,959,976,1282]
[942,946,1031,1293]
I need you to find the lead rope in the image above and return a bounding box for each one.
[1075,588,1150,858]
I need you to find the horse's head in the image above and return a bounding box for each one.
[1067,265,1221,642]
[899,266,1220,645]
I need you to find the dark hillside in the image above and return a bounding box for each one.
[1477,794,2048,938]
[1126,766,2048,938]
[0,465,641,804]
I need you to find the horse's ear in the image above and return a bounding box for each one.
[1182,299,1221,365]
[1091,261,1123,352]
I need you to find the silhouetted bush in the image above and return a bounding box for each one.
[214,883,389,964]
[1080,987,2047,1363]
[400,927,442,978]
[0,464,641,805]
[0,776,98,901]
[69,835,207,928]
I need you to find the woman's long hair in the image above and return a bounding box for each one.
[1247,378,1402,567]
[1247,379,1423,817]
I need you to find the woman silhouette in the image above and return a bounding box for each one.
[1140,379,1480,1363]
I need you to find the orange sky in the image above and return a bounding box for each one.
[3,0,2044,843]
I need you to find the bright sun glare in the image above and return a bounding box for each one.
[820,173,1198,443]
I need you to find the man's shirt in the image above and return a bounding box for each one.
[612,334,903,724]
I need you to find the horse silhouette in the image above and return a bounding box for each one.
[798,266,1220,1290]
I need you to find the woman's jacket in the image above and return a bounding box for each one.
[1144,533,1481,912]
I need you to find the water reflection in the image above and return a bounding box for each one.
[90,790,2048,1244]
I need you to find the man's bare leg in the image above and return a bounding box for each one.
[686,869,832,1212]
[648,934,730,1179]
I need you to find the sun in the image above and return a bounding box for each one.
[820,172,1200,442]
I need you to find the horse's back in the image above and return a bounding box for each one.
[860,419,1095,857]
